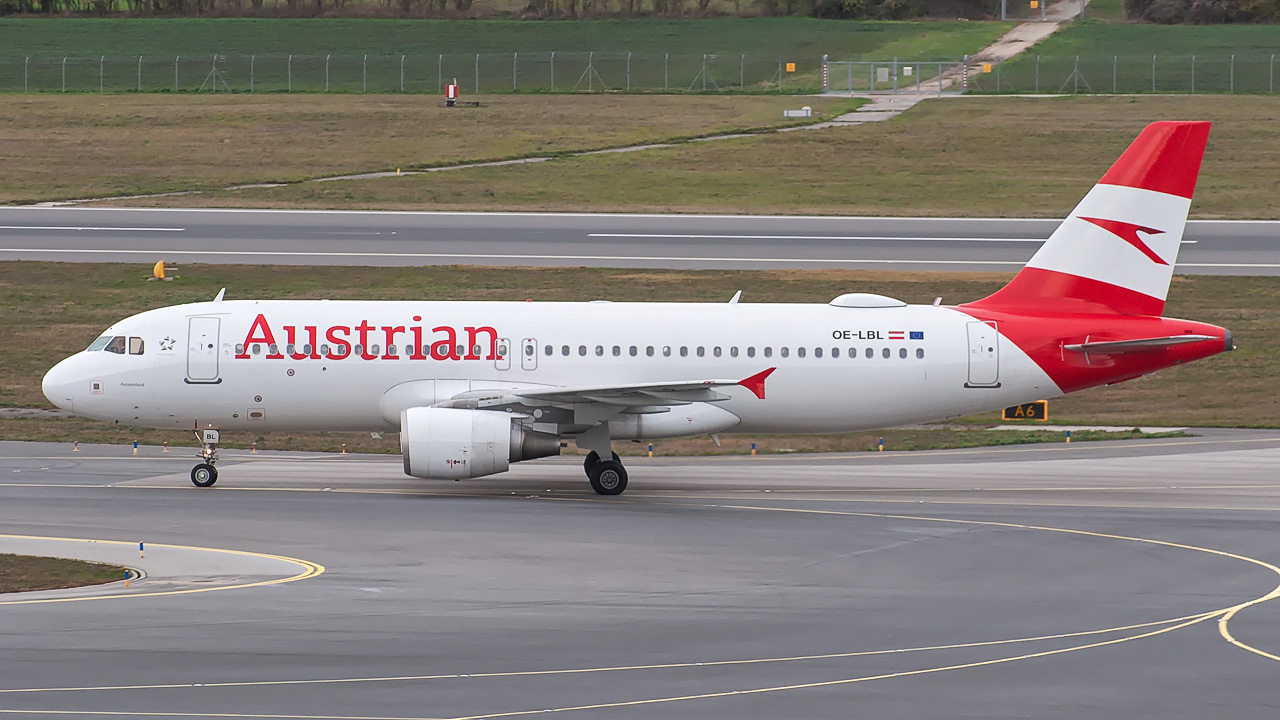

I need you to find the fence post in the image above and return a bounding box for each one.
[627,52,631,91]
[174,55,178,93]
[916,62,920,92]
[1152,54,1156,93]
[1230,54,1234,93]
[893,56,898,93]
[1191,54,1195,93]
[137,55,142,93]
[663,53,667,91]
[475,53,479,94]
[325,54,330,92]
[778,56,783,93]
[937,61,942,95]
[702,54,707,92]
[821,53,827,92]
[363,54,367,93]
[590,52,595,91]
[739,53,744,90]
[288,54,292,93]
[438,54,442,92]
[1112,55,1117,93]
[1073,55,1079,94]
[24,57,28,93]
[513,52,517,91]
[1035,55,1040,93]
[400,55,404,93]
[99,55,104,93]
[251,55,255,93]
[1271,54,1275,94]
[551,51,555,91]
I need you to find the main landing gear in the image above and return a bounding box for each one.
[190,428,220,488]
[584,451,627,496]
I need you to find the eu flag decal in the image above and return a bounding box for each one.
[909,331,925,340]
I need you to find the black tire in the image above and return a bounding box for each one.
[588,460,628,496]
[191,463,218,488]
[582,451,620,474]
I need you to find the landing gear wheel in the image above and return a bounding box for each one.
[583,451,620,473]
[191,463,218,488]
[588,460,628,496]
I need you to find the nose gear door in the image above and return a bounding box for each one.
[186,317,221,384]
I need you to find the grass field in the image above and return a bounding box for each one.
[0,553,124,594]
[121,95,1280,218]
[0,18,1010,59]
[3,263,1275,445]
[0,94,861,204]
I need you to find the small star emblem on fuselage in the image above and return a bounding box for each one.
[159,337,176,351]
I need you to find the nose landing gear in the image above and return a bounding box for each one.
[191,428,220,488]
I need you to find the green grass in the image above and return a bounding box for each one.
[143,95,1280,219]
[0,553,125,594]
[982,23,1280,94]
[0,17,1009,57]
[0,18,1012,94]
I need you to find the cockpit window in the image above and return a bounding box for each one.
[128,337,145,355]
[87,335,112,352]
[104,336,127,355]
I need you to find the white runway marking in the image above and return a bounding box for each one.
[591,233,1046,243]
[0,226,185,232]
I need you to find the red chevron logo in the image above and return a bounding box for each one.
[1079,216,1168,265]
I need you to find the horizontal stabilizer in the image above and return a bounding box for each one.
[1064,334,1217,354]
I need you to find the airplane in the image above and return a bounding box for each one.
[42,121,1231,496]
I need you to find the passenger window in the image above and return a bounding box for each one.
[457,345,466,357]
[663,346,671,357]
[917,348,925,359]
[286,343,295,355]
[387,344,397,356]
[353,344,364,356]
[730,347,738,358]
[525,344,534,357]
[252,344,262,356]
[680,346,688,357]
[303,343,313,356]
[472,345,482,357]
[128,337,145,355]
[849,347,856,358]
[105,336,126,355]
[899,348,908,359]
[544,345,553,356]
[269,343,279,356]
[629,346,638,357]
[595,346,604,356]
[797,347,806,358]
[579,345,587,356]
[713,347,722,357]
[780,347,789,358]
[562,345,570,356]
[814,347,822,358]
[696,346,705,358]
[612,346,621,357]
[87,335,112,352]
[235,343,245,355]
[646,346,655,357]
[371,344,381,356]
[747,347,755,358]
[320,344,330,356]
[831,347,839,358]
[882,347,891,358]
[865,347,874,359]
[764,347,772,358]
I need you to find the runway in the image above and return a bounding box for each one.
[3,433,1280,719]
[2,207,1278,274]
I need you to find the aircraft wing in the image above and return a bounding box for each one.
[511,368,776,406]
[1064,335,1217,354]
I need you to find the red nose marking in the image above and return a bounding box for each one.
[1079,216,1168,266]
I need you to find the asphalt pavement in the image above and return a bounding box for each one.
[1,207,1277,273]
[3,432,1280,719]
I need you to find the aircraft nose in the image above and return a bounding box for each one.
[42,355,79,413]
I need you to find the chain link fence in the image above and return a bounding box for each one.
[0,53,825,94]
[967,54,1280,94]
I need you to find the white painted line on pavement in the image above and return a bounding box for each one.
[0,226,185,232]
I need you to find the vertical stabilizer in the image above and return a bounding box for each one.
[965,121,1211,316]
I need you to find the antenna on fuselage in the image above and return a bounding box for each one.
[214,288,226,303]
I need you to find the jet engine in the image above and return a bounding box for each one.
[400,407,560,480]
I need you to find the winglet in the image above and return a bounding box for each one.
[738,367,776,400]
[213,288,226,303]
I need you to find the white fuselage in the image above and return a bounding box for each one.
[43,299,1058,436]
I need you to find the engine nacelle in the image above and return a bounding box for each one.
[400,407,560,480]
